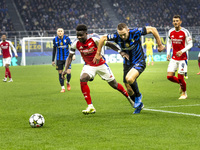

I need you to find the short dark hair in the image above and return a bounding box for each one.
[117,23,128,30]
[76,24,87,32]
[173,15,181,20]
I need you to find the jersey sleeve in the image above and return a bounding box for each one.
[70,39,78,54]
[9,41,17,56]
[107,33,118,42]
[53,38,56,47]
[185,29,192,45]
[138,27,147,36]
[167,31,172,55]
[67,36,72,46]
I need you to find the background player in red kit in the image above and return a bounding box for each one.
[62,24,134,115]
[166,15,193,99]
[0,34,18,82]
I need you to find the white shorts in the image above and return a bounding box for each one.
[167,59,187,74]
[81,63,115,82]
[3,57,11,67]
[198,52,200,57]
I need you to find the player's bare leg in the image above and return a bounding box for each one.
[178,74,187,99]
[58,70,65,92]
[66,69,71,91]
[80,73,96,115]
[108,79,134,107]
[126,68,144,114]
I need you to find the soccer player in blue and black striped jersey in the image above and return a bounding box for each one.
[52,28,75,93]
[95,23,165,114]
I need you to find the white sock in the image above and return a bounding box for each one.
[88,104,93,107]
[61,86,65,89]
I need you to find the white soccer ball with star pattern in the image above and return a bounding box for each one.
[29,113,45,128]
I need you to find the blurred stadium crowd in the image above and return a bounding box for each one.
[0,0,199,33]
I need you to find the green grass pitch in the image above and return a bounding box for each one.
[0,60,200,150]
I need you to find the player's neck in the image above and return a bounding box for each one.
[175,26,181,31]
[3,40,6,42]
[58,36,63,39]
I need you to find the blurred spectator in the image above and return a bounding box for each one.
[0,0,15,32]
[14,0,113,31]
[110,0,200,28]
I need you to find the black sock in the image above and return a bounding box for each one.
[130,94,135,102]
[59,73,64,86]
[67,73,71,83]
[185,72,187,77]
[130,80,141,97]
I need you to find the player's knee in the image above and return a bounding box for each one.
[198,57,200,62]
[108,79,118,89]
[125,76,135,84]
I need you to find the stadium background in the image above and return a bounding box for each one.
[0,0,199,66]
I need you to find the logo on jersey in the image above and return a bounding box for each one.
[60,42,63,46]
[125,43,129,47]
[79,46,83,49]
[171,35,174,38]
[88,42,92,46]
[64,40,66,43]
[179,35,183,38]
[131,39,135,43]
[80,47,95,55]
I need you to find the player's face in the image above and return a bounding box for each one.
[1,35,6,41]
[57,29,64,37]
[173,18,182,28]
[77,31,87,43]
[117,28,129,41]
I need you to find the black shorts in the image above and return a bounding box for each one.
[123,60,146,83]
[56,60,71,70]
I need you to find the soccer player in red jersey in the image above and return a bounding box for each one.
[62,24,134,115]
[197,52,200,75]
[0,34,18,82]
[166,15,193,99]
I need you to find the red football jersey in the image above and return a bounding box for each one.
[168,27,192,60]
[0,40,17,58]
[70,34,105,66]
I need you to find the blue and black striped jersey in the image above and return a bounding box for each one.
[107,27,147,65]
[53,35,71,61]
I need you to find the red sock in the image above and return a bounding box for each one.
[80,82,92,105]
[117,83,129,98]
[198,62,200,68]
[7,68,11,78]
[167,76,179,84]
[5,68,9,78]
[178,74,186,92]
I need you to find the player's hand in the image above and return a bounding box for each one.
[93,53,102,64]
[62,70,67,79]
[72,55,76,61]
[15,55,18,58]
[52,61,55,67]
[120,52,129,60]
[176,51,183,57]
[167,55,171,61]
[158,45,165,52]
[0,53,2,56]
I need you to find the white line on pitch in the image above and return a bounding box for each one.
[143,108,200,117]
[148,104,200,109]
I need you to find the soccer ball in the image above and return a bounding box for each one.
[29,113,45,128]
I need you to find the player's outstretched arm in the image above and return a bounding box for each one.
[146,26,165,52]
[62,53,73,79]
[93,35,107,64]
